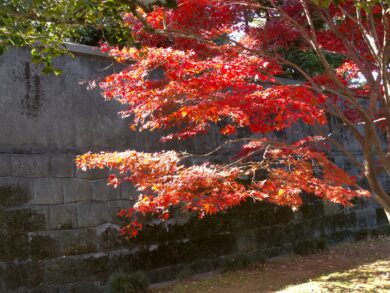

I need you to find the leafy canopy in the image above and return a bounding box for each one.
[0,0,176,73]
[2,0,389,236]
[76,0,389,237]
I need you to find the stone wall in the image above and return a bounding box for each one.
[0,46,388,292]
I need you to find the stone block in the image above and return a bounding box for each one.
[120,182,138,200]
[77,202,110,228]
[107,200,133,219]
[92,179,120,201]
[0,209,4,233]
[96,223,129,251]
[107,250,138,273]
[0,177,32,208]
[12,154,50,177]
[333,155,347,169]
[33,178,63,204]
[49,204,77,229]
[75,168,109,180]
[63,178,91,203]
[331,213,351,230]
[274,206,294,224]
[45,254,109,284]
[0,233,29,261]
[148,264,188,284]
[235,230,257,252]
[323,201,342,216]
[4,208,47,233]
[29,231,60,260]
[31,205,50,230]
[254,227,276,248]
[376,208,389,225]
[0,264,3,292]
[331,229,354,242]
[300,202,324,219]
[293,222,311,239]
[269,226,285,247]
[0,153,11,176]
[68,282,102,293]
[282,224,296,243]
[51,154,75,178]
[60,228,97,255]
[29,284,60,293]
[230,207,276,230]
[355,208,376,228]
[3,261,45,291]
[189,258,214,275]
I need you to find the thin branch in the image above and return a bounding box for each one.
[181,137,256,159]
[225,145,270,168]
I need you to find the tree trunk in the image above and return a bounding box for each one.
[363,125,390,223]
[385,208,390,223]
[368,183,390,224]
[380,196,390,223]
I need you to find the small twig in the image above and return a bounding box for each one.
[181,137,263,159]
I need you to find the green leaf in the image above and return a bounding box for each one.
[53,68,63,76]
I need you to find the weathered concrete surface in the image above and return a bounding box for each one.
[0,48,133,153]
[0,46,388,292]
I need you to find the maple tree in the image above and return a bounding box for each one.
[75,0,390,237]
[3,0,389,237]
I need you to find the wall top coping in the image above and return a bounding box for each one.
[63,42,301,85]
[64,42,110,58]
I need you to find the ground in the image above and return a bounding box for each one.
[152,236,390,292]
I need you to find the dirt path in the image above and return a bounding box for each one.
[152,237,390,292]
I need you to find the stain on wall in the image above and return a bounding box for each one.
[21,62,43,118]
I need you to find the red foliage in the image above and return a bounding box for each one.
[77,140,369,237]
[75,0,386,237]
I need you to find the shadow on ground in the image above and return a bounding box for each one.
[152,236,390,292]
